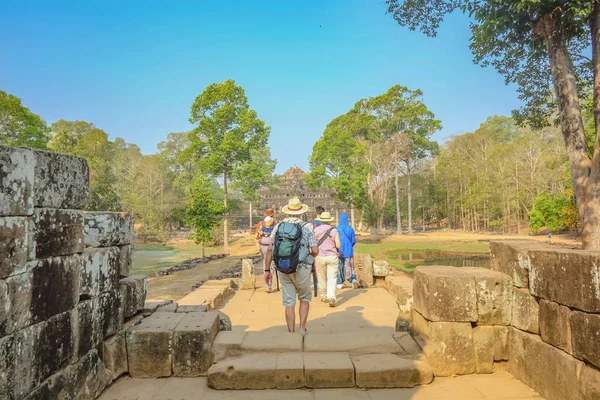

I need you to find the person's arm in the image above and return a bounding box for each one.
[334,230,341,249]
[351,228,356,246]
[306,223,319,257]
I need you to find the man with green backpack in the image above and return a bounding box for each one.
[265,196,318,336]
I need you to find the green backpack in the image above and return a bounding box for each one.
[273,222,311,274]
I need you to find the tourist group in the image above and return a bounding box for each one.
[255,196,357,336]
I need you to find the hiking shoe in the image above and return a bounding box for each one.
[266,288,272,293]
[352,281,359,289]
[328,299,335,307]
[299,328,308,337]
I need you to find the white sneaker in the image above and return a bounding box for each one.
[337,284,343,289]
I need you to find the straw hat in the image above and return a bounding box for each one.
[281,196,309,215]
[316,211,335,222]
[264,208,274,217]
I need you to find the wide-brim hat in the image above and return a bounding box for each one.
[264,208,275,217]
[282,196,309,215]
[316,211,335,222]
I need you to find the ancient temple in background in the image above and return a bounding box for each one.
[229,166,347,229]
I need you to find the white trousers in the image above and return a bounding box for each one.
[315,255,339,301]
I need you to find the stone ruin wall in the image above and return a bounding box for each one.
[1,145,147,400]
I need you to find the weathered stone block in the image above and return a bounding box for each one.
[462,267,512,325]
[176,304,207,313]
[84,212,133,247]
[71,297,103,359]
[352,353,433,388]
[410,308,430,348]
[424,321,476,377]
[118,244,132,277]
[276,352,305,389]
[509,327,584,400]
[155,302,178,312]
[512,288,539,334]
[489,240,538,288]
[99,290,122,338]
[413,266,478,322]
[214,310,232,331]
[103,333,128,380]
[126,312,185,378]
[0,146,34,217]
[25,349,111,400]
[212,330,247,362]
[386,275,413,313]
[355,253,374,286]
[208,353,277,390]
[242,331,303,352]
[119,280,137,319]
[473,325,494,374]
[393,332,421,355]
[125,274,147,311]
[173,312,220,376]
[396,310,411,332]
[580,365,600,400]
[239,258,255,290]
[13,312,74,399]
[494,325,509,361]
[0,217,28,279]
[33,149,89,209]
[571,311,600,369]
[1,272,31,336]
[28,208,84,259]
[304,330,402,355]
[304,352,355,388]
[0,335,15,400]
[539,299,572,354]
[373,259,393,277]
[80,247,119,298]
[529,248,600,313]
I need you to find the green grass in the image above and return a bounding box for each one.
[355,239,490,274]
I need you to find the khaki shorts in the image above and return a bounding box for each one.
[279,264,312,306]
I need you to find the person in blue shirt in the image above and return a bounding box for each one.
[336,212,358,289]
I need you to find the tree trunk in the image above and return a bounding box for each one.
[223,168,229,252]
[249,201,253,229]
[515,162,521,235]
[202,242,205,258]
[350,205,356,227]
[407,162,413,234]
[394,164,402,234]
[583,3,600,248]
[535,12,592,245]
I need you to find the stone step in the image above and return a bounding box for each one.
[304,330,404,355]
[207,352,433,389]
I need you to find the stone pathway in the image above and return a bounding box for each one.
[99,370,543,399]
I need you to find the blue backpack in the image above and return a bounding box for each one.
[273,222,311,274]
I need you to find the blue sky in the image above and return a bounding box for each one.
[0,1,520,174]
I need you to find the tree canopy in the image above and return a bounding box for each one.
[0,90,49,149]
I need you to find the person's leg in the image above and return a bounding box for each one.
[299,301,310,331]
[260,244,272,291]
[326,256,338,301]
[296,266,313,334]
[315,257,327,301]
[337,258,345,288]
[346,257,358,288]
[280,273,297,332]
[285,306,296,332]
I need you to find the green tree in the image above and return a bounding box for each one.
[385,0,600,247]
[187,79,270,250]
[529,192,574,233]
[0,90,50,148]
[186,176,227,257]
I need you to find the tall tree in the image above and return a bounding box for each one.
[0,90,49,149]
[187,80,270,251]
[385,0,600,247]
[186,176,227,257]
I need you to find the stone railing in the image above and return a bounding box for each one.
[0,146,145,400]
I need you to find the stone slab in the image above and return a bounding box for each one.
[385,275,413,313]
[118,244,133,278]
[239,258,256,290]
[0,335,15,400]
[120,274,147,311]
[12,312,74,399]
[0,217,28,279]
[539,299,572,354]
[409,308,430,349]
[512,288,539,334]
[177,286,231,311]
[489,240,538,288]
[373,260,393,277]
[509,327,584,400]
[33,149,89,209]
[176,305,207,313]
[28,208,84,259]
[207,353,277,389]
[355,253,374,286]
[581,365,600,400]
[393,332,421,355]
[212,310,232,331]
[84,212,133,247]
[212,330,247,362]
[81,247,120,298]
[461,267,512,325]
[156,303,178,312]
[304,352,355,388]
[571,310,600,369]
[103,333,128,381]
[494,325,509,361]
[276,352,305,389]
[173,311,220,376]
[143,299,173,314]
[71,297,103,359]
[473,325,494,374]
[424,321,476,377]
[352,353,433,388]
[413,266,478,322]
[0,146,34,216]
[119,280,137,319]
[529,248,600,313]
[304,330,403,355]
[241,331,303,352]
[126,312,185,378]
